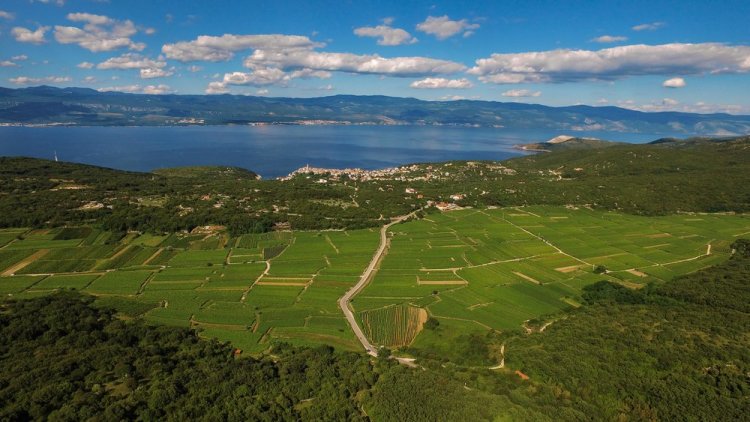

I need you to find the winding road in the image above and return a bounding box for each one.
[338,211,417,356]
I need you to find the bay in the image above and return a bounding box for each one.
[0,125,668,178]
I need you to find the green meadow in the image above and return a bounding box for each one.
[1,206,748,354]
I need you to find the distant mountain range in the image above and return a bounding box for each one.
[1,85,750,135]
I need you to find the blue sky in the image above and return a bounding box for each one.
[1,0,749,113]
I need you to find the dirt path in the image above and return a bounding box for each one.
[489,344,505,369]
[2,249,49,276]
[142,247,164,266]
[241,260,271,302]
[484,210,593,268]
[338,210,418,357]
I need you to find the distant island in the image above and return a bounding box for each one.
[2,86,750,135]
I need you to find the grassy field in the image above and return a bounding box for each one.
[1,206,748,354]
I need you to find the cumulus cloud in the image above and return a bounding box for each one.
[187,65,203,72]
[616,98,748,114]
[140,68,174,79]
[502,89,541,97]
[207,67,332,93]
[97,53,165,70]
[205,81,229,94]
[12,55,28,61]
[0,61,17,67]
[9,75,71,85]
[98,84,173,94]
[469,43,750,84]
[409,77,473,89]
[82,76,96,83]
[662,77,686,88]
[172,31,465,90]
[243,49,465,77]
[592,35,627,43]
[440,95,466,101]
[416,15,479,40]
[32,0,65,5]
[632,22,665,31]
[162,34,321,61]
[354,24,417,46]
[54,13,145,52]
[96,53,172,79]
[77,61,94,69]
[0,10,15,20]
[11,26,49,44]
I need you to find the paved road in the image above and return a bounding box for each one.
[338,211,416,357]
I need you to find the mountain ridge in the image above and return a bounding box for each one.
[2,85,750,135]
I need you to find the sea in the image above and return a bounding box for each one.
[0,125,671,178]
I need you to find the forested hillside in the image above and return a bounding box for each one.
[1,136,749,235]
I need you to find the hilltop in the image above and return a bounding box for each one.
[517,135,624,152]
[2,86,750,135]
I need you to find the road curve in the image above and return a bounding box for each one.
[338,211,416,356]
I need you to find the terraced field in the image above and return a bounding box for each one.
[355,206,750,347]
[0,226,379,353]
[360,304,427,347]
[1,206,748,354]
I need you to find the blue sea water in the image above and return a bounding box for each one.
[0,125,667,178]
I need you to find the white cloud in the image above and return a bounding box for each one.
[11,26,49,44]
[256,89,269,95]
[67,12,113,26]
[206,66,333,93]
[0,10,15,20]
[9,75,71,85]
[617,98,748,114]
[502,89,541,97]
[162,34,322,61]
[142,84,173,94]
[98,84,173,94]
[243,49,465,77]
[144,27,156,35]
[410,77,473,89]
[97,53,165,70]
[96,53,172,79]
[205,81,229,94]
[140,67,174,79]
[12,55,28,61]
[416,15,479,40]
[354,24,417,46]
[82,76,96,83]
[662,77,686,88]
[54,13,145,52]
[77,61,95,69]
[32,0,65,5]
[470,43,750,84]
[0,61,17,67]
[632,22,665,31]
[592,35,627,43]
[187,65,203,72]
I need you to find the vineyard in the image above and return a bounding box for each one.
[360,304,428,347]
